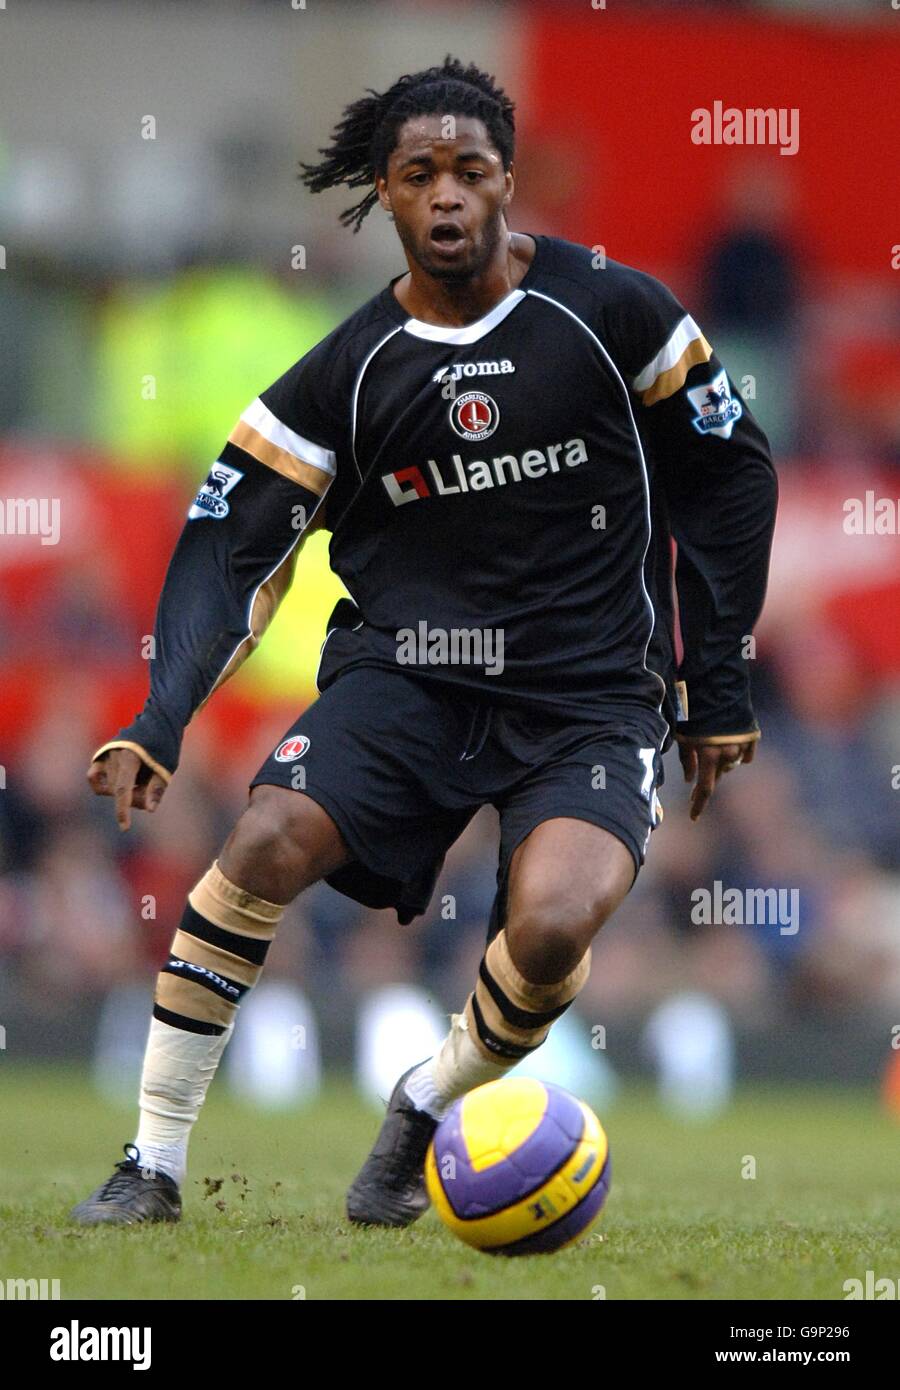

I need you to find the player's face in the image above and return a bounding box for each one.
[377,116,514,282]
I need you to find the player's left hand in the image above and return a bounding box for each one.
[677,738,756,821]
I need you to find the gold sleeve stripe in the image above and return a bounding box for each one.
[640,337,713,405]
[228,420,333,495]
[633,313,713,405]
[239,395,335,474]
[242,396,336,473]
[90,741,173,785]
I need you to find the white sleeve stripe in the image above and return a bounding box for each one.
[241,397,336,476]
[632,315,705,393]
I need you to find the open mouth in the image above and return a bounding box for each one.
[429,223,467,253]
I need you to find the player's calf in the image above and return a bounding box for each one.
[408,822,634,1119]
[346,822,634,1228]
[503,822,635,983]
[70,860,284,1226]
[70,790,348,1226]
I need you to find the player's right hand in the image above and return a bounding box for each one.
[677,737,756,822]
[86,747,168,831]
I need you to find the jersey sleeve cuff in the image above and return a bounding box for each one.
[674,728,760,747]
[91,740,174,785]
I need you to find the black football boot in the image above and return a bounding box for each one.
[346,1064,438,1228]
[69,1144,182,1226]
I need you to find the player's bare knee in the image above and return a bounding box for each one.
[507,866,630,979]
[585,869,632,933]
[220,785,346,900]
[506,897,593,982]
[565,852,635,938]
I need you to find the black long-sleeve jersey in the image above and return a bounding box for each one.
[95,235,777,783]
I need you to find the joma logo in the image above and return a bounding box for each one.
[432,359,515,383]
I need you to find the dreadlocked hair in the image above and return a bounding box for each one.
[299,55,516,233]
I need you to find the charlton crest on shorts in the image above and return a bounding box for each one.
[449,390,500,442]
[275,735,310,762]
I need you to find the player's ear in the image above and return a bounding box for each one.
[375,175,392,214]
[502,162,515,207]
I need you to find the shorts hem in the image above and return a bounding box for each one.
[500,807,648,886]
[248,776,423,919]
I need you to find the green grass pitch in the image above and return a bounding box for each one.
[1,1067,898,1301]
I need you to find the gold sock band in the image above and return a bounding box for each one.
[170,930,261,988]
[158,862,283,1033]
[467,929,592,1062]
[155,970,240,1030]
[188,860,284,939]
[488,929,591,1014]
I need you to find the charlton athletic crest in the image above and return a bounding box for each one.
[274,735,310,762]
[449,390,500,442]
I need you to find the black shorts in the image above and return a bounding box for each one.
[249,668,667,928]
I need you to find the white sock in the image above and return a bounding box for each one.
[133,1017,234,1186]
[404,1011,512,1120]
[131,1138,188,1188]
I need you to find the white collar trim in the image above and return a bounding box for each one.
[401,288,527,344]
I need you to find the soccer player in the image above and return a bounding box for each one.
[71,58,776,1227]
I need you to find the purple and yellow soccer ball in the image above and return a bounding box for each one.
[424,1077,610,1255]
